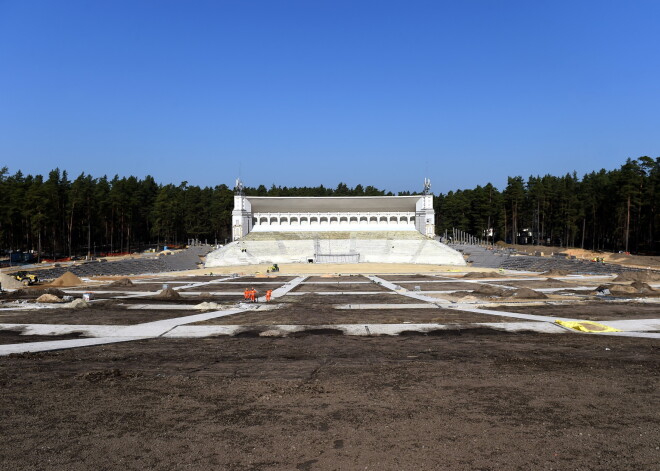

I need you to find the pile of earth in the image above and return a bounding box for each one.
[613,271,660,282]
[452,284,547,300]
[542,269,570,277]
[462,272,503,279]
[106,278,134,287]
[49,271,84,287]
[195,302,225,310]
[595,282,657,296]
[0,273,25,290]
[2,287,66,300]
[502,287,548,300]
[36,293,63,303]
[154,287,181,299]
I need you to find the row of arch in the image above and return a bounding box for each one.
[254,215,413,226]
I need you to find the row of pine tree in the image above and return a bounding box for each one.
[0,157,658,258]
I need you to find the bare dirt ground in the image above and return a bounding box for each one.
[190,305,525,326]
[0,306,197,325]
[1,334,658,471]
[292,282,388,293]
[489,302,660,322]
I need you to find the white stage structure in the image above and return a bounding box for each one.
[206,179,465,267]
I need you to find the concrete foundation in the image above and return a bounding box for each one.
[205,231,466,267]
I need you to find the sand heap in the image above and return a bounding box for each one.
[0,273,25,290]
[503,288,548,300]
[107,278,134,287]
[613,271,660,283]
[65,298,89,309]
[596,282,657,296]
[463,271,503,279]
[195,302,224,310]
[49,271,84,287]
[631,281,655,293]
[473,284,507,296]
[36,293,63,303]
[154,287,181,299]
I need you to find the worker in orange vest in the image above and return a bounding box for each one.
[243,287,250,301]
[250,287,257,303]
[265,289,272,302]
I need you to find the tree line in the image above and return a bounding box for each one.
[0,156,658,259]
[435,157,659,253]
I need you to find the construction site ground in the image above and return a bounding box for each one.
[0,265,658,470]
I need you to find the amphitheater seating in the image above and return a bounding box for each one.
[15,245,213,280]
[453,243,649,275]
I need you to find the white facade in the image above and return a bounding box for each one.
[231,191,436,240]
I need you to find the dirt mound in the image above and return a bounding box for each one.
[631,281,655,293]
[36,293,63,303]
[10,287,66,298]
[106,278,134,287]
[195,302,224,310]
[65,298,90,309]
[49,271,83,287]
[463,272,502,279]
[504,288,548,299]
[0,273,25,290]
[596,284,639,295]
[154,287,181,299]
[541,269,570,277]
[546,278,570,285]
[613,271,660,282]
[472,284,507,296]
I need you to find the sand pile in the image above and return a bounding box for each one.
[596,284,638,295]
[195,302,224,310]
[107,278,134,287]
[463,272,502,279]
[542,269,570,277]
[472,285,507,296]
[503,288,548,300]
[154,287,181,299]
[36,293,63,303]
[631,281,655,293]
[11,287,66,298]
[0,273,25,290]
[65,298,90,309]
[613,271,660,282]
[49,271,83,287]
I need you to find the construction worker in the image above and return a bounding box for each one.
[244,287,250,301]
[265,289,272,302]
[250,287,257,303]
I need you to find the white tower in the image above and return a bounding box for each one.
[231,179,252,241]
[415,178,435,238]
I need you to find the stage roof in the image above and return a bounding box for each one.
[246,196,421,213]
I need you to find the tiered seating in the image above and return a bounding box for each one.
[17,245,213,280]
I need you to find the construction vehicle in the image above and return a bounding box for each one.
[268,264,280,273]
[13,271,39,286]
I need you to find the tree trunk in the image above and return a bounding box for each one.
[625,195,631,252]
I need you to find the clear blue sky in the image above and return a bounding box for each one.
[1,0,658,194]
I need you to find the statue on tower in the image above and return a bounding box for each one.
[423,178,431,195]
[234,178,244,195]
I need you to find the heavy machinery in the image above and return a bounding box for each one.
[13,271,39,286]
[268,264,280,273]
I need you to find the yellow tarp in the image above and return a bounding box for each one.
[555,320,621,333]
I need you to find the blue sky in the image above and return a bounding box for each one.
[1,0,658,194]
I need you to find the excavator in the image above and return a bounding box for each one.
[13,271,39,286]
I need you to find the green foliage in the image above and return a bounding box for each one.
[436,157,660,253]
[1,157,658,256]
